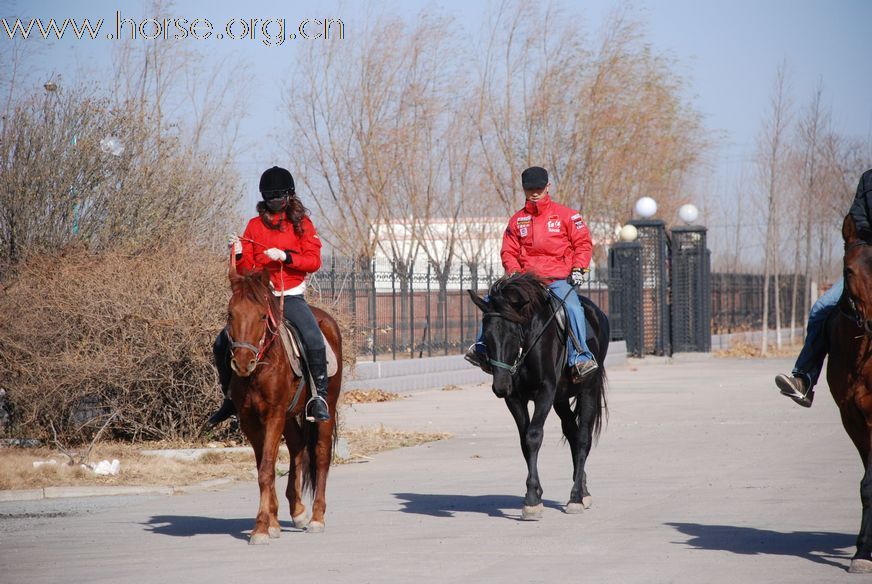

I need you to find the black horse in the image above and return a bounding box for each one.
[468,272,609,519]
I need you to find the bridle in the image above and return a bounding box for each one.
[843,240,872,335]
[483,286,573,375]
[225,295,280,365]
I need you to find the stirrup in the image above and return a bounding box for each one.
[305,395,331,422]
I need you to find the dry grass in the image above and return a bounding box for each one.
[714,341,803,359]
[338,426,451,462]
[0,425,451,490]
[340,389,405,404]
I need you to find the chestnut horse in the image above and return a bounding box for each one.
[226,267,342,544]
[827,215,872,572]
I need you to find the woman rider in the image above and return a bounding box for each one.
[206,166,331,426]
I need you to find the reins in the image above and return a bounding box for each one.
[842,240,871,335]
[484,284,576,375]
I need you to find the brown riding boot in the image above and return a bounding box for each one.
[775,373,814,408]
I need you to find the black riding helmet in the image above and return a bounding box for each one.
[259,166,295,212]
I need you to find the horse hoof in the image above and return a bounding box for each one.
[292,513,309,529]
[249,533,270,545]
[306,521,325,533]
[268,527,281,539]
[565,502,585,514]
[521,504,544,521]
[850,558,872,573]
[581,495,592,509]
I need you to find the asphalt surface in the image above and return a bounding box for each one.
[0,355,864,583]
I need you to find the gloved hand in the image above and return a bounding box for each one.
[568,268,587,287]
[227,234,242,256]
[264,248,287,262]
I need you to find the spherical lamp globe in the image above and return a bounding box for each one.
[619,224,639,242]
[678,204,699,224]
[635,197,657,219]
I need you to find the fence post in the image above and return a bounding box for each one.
[459,264,464,353]
[391,262,397,360]
[370,258,377,362]
[409,264,415,359]
[426,263,432,358]
[670,225,711,352]
[350,267,357,356]
[628,219,671,356]
[608,241,644,358]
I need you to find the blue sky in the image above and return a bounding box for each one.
[3,0,871,219]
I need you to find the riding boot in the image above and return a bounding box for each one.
[305,348,331,422]
[464,343,493,375]
[206,335,237,428]
[775,373,814,408]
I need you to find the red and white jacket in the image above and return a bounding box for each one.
[237,215,322,293]
[501,194,592,282]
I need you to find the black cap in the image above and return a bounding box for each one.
[259,166,295,197]
[521,166,548,190]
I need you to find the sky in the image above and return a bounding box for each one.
[3,0,871,236]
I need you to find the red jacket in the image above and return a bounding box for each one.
[501,194,592,282]
[237,215,322,292]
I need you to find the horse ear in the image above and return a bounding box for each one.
[467,289,488,312]
[228,255,242,287]
[843,214,859,243]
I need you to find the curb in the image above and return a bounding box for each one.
[0,477,235,503]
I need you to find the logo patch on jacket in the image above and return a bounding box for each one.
[571,213,585,230]
[517,216,531,237]
[547,215,561,233]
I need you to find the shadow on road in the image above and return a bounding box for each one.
[666,522,854,570]
[143,515,299,541]
[393,492,565,520]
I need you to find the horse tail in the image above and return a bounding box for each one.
[576,299,610,442]
[299,414,338,497]
[589,367,608,441]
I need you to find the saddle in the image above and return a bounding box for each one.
[276,323,339,381]
[547,290,597,343]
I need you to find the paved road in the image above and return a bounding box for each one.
[0,356,863,583]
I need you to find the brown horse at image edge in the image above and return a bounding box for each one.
[827,214,872,573]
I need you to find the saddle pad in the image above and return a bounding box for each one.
[550,293,596,342]
[277,324,339,379]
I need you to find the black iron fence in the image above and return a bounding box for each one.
[306,255,810,360]
[710,272,809,334]
[307,255,609,361]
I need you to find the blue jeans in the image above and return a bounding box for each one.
[473,281,595,366]
[548,279,595,365]
[793,277,842,387]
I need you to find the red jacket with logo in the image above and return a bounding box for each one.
[500,194,592,282]
[237,215,322,292]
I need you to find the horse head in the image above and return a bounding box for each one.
[842,214,872,336]
[226,269,280,377]
[467,273,549,398]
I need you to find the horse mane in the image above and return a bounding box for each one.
[487,272,549,323]
[231,270,280,314]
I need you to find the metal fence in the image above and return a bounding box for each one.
[710,272,808,334]
[306,255,809,360]
[307,255,609,361]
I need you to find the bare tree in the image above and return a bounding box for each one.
[758,62,792,354]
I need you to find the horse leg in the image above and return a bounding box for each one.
[249,414,285,545]
[307,416,336,533]
[507,395,551,520]
[553,399,588,513]
[839,405,872,572]
[283,417,308,529]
